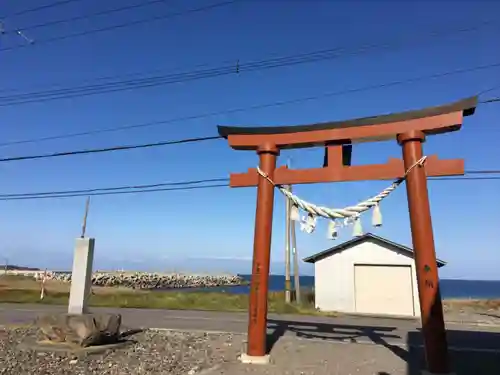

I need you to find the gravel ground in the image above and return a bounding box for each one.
[1,326,499,375]
[209,337,500,375]
[0,327,244,375]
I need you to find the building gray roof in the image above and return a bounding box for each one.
[302,232,446,268]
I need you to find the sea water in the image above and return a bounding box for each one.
[173,275,500,299]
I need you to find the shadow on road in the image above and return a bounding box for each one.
[266,318,401,350]
[402,329,500,375]
[267,319,500,375]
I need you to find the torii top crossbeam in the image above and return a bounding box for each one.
[218,96,477,148]
[217,96,477,186]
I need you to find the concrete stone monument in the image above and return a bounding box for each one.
[68,237,95,314]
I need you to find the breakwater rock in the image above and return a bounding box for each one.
[40,272,247,290]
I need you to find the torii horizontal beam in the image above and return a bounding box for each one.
[230,154,463,187]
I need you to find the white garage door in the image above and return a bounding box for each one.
[354,264,415,316]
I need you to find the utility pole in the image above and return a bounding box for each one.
[290,185,301,304]
[286,157,301,304]
[81,196,91,238]
[284,184,292,303]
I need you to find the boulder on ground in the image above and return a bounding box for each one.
[35,313,122,347]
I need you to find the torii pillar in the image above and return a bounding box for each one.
[218,96,477,374]
[398,130,450,374]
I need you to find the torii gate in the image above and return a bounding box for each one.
[218,96,477,374]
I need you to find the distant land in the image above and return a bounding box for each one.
[0,264,40,271]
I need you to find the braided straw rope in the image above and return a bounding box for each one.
[256,156,427,221]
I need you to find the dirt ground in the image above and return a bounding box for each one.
[444,299,500,312]
[442,299,500,326]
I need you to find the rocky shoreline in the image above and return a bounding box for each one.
[29,271,247,290]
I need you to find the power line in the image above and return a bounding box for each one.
[0,177,230,197]
[7,0,169,34]
[0,64,240,105]
[2,17,495,98]
[0,135,221,163]
[0,174,498,201]
[481,97,500,104]
[0,20,495,107]
[0,92,498,164]
[1,17,493,97]
[464,169,500,174]
[0,170,498,198]
[0,58,230,97]
[1,0,83,19]
[2,61,500,148]
[0,0,242,53]
[430,176,500,180]
[0,183,230,201]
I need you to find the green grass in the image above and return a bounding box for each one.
[0,274,34,282]
[0,288,330,316]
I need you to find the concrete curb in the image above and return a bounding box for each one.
[148,327,245,336]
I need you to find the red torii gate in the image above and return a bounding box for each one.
[218,96,477,374]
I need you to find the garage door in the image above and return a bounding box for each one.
[354,264,414,316]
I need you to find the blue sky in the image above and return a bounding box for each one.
[0,0,498,279]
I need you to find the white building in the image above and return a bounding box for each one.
[303,233,446,317]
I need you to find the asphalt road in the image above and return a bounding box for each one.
[1,304,500,352]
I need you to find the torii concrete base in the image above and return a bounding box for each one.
[239,353,271,365]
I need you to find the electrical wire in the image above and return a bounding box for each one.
[2,18,496,97]
[0,174,498,201]
[1,0,83,19]
[1,61,500,148]
[7,0,169,33]
[1,93,499,164]
[463,169,500,174]
[0,170,498,198]
[0,135,221,163]
[482,97,500,104]
[0,183,230,201]
[0,57,233,96]
[0,94,498,164]
[0,0,242,53]
[0,177,230,197]
[430,176,500,180]
[0,20,495,107]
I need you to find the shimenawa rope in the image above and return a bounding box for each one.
[256,156,427,238]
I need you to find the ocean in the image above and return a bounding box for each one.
[184,275,500,300]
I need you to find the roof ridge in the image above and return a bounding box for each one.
[303,233,446,267]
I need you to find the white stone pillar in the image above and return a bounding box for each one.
[68,238,95,314]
